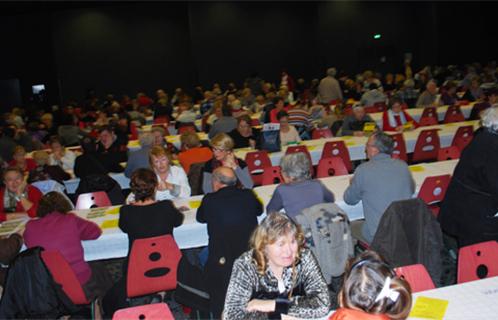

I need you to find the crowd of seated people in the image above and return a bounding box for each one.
[0,60,496,318]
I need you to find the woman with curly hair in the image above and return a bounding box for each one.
[102,168,184,316]
[223,212,330,319]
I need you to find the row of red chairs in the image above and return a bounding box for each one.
[395,240,498,293]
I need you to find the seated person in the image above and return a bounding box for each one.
[0,167,42,221]
[103,168,184,317]
[340,105,375,136]
[178,131,213,173]
[48,136,77,171]
[278,111,301,147]
[126,145,190,203]
[96,125,128,173]
[23,192,111,300]
[8,146,37,174]
[74,137,108,178]
[124,132,154,178]
[175,101,198,127]
[202,133,253,194]
[28,151,71,184]
[228,115,260,149]
[267,152,334,219]
[382,98,419,132]
[151,126,167,148]
[208,105,237,138]
[440,81,458,106]
[330,250,412,320]
[269,97,288,123]
[360,83,387,107]
[223,212,330,319]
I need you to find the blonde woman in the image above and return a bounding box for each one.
[223,212,330,319]
[202,133,253,194]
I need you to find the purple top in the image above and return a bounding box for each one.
[24,212,102,285]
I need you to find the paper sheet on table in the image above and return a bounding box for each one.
[0,218,29,237]
[101,219,119,229]
[409,165,425,172]
[307,145,317,151]
[346,141,356,146]
[189,200,202,209]
[128,140,140,147]
[105,207,120,215]
[409,296,449,320]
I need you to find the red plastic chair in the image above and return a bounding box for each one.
[443,105,465,123]
[390,133,408,162]
[312,128,333,140]
[130,122,139,140]
[153,116,169,125]
[261,166,284,185]
[41,250,90,305]
[113,303,174,320]
[451,125,474,152]
[411,129,440,163]
[250,118,261,126]
[419,107,439,126]
[457,240,498,284]
[245,151,272,186]
[321,141,353,172]
[178,124,197,134]
[316,157,348,178]
[75,191,112,210]
[285,145,314,175]
[417,174,451,217]
[127,235,182,298]
[437,146,461,161]
[395,264,435,293]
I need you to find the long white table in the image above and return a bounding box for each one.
[73,159,458,261]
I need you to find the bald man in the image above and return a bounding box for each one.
[196,166,262,317]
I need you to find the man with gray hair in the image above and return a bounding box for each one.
[318,67,343,104]
[124,132,154,177]
[344,132,415,243]
[196,166,262,317]
[416,80,440,108]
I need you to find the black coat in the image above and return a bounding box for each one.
[439,128,498,247]
[196,186,263,317]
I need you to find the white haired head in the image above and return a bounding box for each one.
[481,105,498,132]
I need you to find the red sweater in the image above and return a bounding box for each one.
[0,185,43,222]
[9,159,37,173]
[382,110,419,132]
[329,308,390,320]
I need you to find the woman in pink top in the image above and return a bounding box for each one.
[23,191,111,300]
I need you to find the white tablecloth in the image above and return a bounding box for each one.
[76,159,458,261]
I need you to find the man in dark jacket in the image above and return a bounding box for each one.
[196,166,263,317]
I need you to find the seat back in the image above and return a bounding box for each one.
[130,122,139,140]
[390,133,408,162]
[421,106,438,121]
[443,105,465,123]
[437,146,461,161]
[395,264,435,293]
[250,118,260,126]
[153,116,169,125]
[245,151,272,186]
[312,128,333,140]
[451,125,474,152]
[457,241,498,284]
[418,116,439,127]
[417,174,451,205]
[261,166,284,185]
[178,124,197,134]
[41,251,89,305]
[321,141,352,172]
[412,129,440,163]
[127,235,182,298]
[112,303,174,320]
[316,157,348,178]
[75,191,112,210]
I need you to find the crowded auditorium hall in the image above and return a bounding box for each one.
[0,1,497,319]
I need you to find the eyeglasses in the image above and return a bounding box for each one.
[212,147,227,153]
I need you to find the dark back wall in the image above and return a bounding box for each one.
[0,1,497,107]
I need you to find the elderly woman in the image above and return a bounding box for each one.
[48,136,77,171]
[267,152,334,219]
[228,115,260,149]
[278,111,301,147]
[202,133,253,194]
[23,192,110,300]
[439,106,498,247]
[381,98,419,132]
[126,146,190,203]
[0,167,42,221]
[223,212,330,319]
[8,146,37,173]
[103,168,184,316]
[28,151,70,184]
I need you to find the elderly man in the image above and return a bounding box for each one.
[360,83,387,107]
[344,132,415,243]
[196,166,262,317]
[318,67,343,104]
[416,80,440,108]
[340,105,375,136]
[124,133,154,178]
